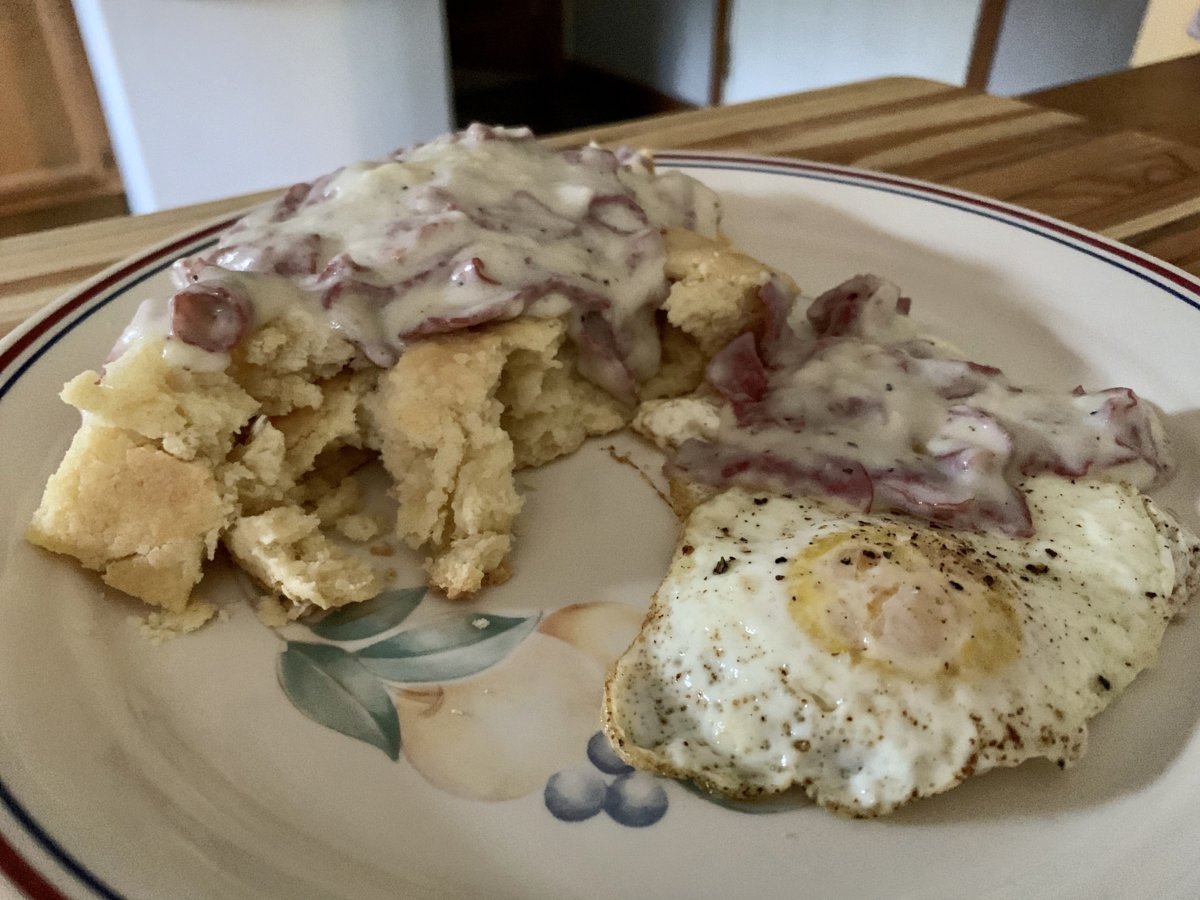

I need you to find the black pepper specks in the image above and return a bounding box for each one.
[1097,675,1111,691]
[713,557,731,575]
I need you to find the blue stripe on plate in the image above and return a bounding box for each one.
[0,237,219,403]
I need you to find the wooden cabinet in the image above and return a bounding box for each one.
[0,0,125,237]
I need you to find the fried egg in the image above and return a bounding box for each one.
[604,476,1199,816]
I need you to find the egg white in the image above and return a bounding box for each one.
[604,476,1198,816]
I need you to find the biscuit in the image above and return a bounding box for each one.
[27,423,234,612]
[368,316,628,598]
[225,506,381,613]
[28,229,790,619]
[661,228,798,357]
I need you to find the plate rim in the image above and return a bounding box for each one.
[2,151,1199,899]
[0,215,237,404]
[657,151,1200,311]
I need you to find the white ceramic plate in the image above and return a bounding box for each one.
[2,154,1198,899]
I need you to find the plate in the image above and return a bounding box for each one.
[1,154,1199,899]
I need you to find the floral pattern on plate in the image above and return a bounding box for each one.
[274,587,671,825]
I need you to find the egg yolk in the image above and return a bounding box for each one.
[787,526,1020,678]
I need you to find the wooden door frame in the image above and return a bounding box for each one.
[708,0,731,106]
[966,0,1008,89]
[709,0,1008,105]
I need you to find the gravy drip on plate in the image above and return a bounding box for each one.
[127,125,719,401]
[669,275,1174,535]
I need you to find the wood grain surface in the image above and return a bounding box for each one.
[1026,53,1200,151]
[4,75,1200,340]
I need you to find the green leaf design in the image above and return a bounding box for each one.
[308,586,427,641]
[356,612,540,682]
[277,642,401,760]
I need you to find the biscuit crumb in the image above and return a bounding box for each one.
[256,595,291,629]
[226,506,381,609]
[336,513,380,543]
[661,228,796,356]
[137,601,218,642]
[312,476,363,526]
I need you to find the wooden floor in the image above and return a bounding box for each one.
[1025,53,1200,149]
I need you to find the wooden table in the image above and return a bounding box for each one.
[1026,53,1200,152]
[5,74,1200,340]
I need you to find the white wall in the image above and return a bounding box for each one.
[566,0,716,106]
[1132,0,1200,65]
[722,0,983,103]
[73,0,452,213]
[986,0,1149,94]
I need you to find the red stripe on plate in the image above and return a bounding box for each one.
[660,152,1200,298]
[0,831,68,899]
[0,218,236,375]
